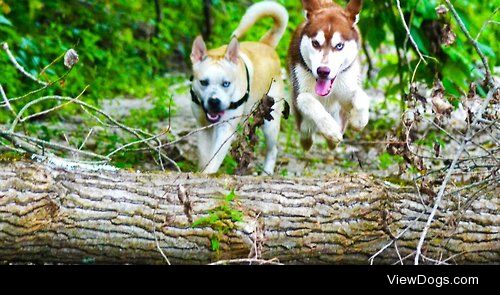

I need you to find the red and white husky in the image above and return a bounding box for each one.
[288,0,370,150]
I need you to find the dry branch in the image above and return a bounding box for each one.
[444,0,495,87]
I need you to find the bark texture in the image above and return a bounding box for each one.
[0,161,498,264]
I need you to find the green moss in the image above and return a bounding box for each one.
[0,152,29,163]
[383,177,413,187]
[191,190,244,254]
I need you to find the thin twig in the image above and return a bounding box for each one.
[107,129,169,158]
[0,68,74,107]
[414,86,498,265]
[79,128,94,150]
[19,86,89,123]
[475,7,499,42]
[159,114,247,148]
[1,42,48,86]
[201,97,286,173]
[445,0,495,87]
[0,84,16,116]
[209,258,283,265]
[394,241,404,265]
[395,0,428,65]
[369,210,426,265]
[7,94,180,171]
[1,130,110,161]
[444,175,499,198]
[153,208,171,265]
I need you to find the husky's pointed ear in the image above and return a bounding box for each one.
[302,0,321,20]
[346,0,362,26]
[191,35,207,64]
[225,37,240,64]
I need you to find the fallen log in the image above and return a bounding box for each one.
[0,160,498,264]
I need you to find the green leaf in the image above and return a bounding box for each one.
[442,78,462,97]
[192,216,210,228]
[364,19,386,49]
[377,63,398,80]
[442,61,470,93]
[378,153,394,170]
[230,210,243,222]
[410,27,430,55]
[416,0,438,20]
[211,237,220,251]
[477,42,496,59]
[208,214,220,224]
[225,190,236,202]
[0,15,12,26]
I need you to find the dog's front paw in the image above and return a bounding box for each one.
[326,139,339,150]
[202,165,219,174]
[317,116,343,143]
[349,107,369,131]
[349,90,370,131]
[300,136,314,151]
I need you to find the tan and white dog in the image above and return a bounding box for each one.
[288,0,369,150]
[190,1,288,174]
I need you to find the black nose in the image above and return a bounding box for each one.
[317,67,331,79]
[208,98,221,110]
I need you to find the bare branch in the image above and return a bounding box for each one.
[0,84,16,116]
[395,0,428,65]
[445,0,495,87]
[414,86,499,265]
[209,258,283,265]
[2,42,49,86]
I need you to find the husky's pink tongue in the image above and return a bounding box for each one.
[315,79,334,97]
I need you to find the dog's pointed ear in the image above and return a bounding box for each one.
[301,0,321,20]
[191,35,207,64]
[346,0,362,26]
[225,37,240,64]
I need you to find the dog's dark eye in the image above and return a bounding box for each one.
[222,81,231,88]
[200,79,209,86]
[335,43,345,51]
[312,40,321,49]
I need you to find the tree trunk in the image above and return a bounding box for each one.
[153,0,163,36]
[0,161,498,265]
[202,0,212,41]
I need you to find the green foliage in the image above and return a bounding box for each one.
[0,0,497,173]
[1,0,177,101]
[191,190,244,253]
[360,0,497,99]
[221,155,238,175]
[378,152,404,170]
[1,0,496,100]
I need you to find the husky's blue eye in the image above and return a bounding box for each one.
[335,43,344,50]
[222,81,231,88]
[200,79,209,86]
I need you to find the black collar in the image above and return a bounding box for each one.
[190,60,250,112]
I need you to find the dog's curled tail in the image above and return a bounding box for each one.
[232,1,289,48]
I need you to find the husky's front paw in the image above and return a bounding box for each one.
[349,106,369,131]
[349,89,370,131]
[317,116,343,143]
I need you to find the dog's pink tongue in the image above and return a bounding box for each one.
[315,79,333,97]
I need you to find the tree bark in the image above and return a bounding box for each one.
[202,0,212,41]
[0,161,498,265]
[153,0,163,37]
